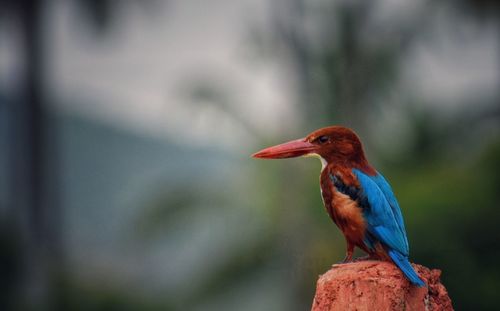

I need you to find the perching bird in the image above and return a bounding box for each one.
[252,126,425,287]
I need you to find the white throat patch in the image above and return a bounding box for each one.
[304,153,328,204]
[304,153,328,171]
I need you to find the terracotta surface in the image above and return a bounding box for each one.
[311,261,453,311]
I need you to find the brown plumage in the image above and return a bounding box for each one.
[253,126,425,286]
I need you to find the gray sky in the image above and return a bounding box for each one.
[45,0,297,151]
[1,0,498,147]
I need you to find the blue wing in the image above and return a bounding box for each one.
[367,172,409,253]
[352,169,409,256]
[335,169,424,286]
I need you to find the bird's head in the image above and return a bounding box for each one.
[252,126,369,168]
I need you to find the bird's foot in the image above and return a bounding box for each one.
[335,243,355,265]
[353,254,380,262]
[337,254,354,264]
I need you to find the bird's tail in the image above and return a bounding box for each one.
[388,249,426,287]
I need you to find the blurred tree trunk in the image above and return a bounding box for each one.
[8,0,62,309]
[4,0,145,309]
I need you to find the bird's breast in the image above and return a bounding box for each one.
[331,191,366,239]
[320,168,367,243]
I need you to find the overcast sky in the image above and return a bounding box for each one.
[0,0,498,149]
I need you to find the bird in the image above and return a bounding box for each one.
[252,125,425,287]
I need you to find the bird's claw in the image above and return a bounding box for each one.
[353,254,380,262]
[338,255,353,264]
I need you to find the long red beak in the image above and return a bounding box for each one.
[252,138,317,159]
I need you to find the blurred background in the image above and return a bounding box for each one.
[1,0,499,310]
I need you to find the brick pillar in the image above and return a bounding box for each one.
[311,261,453,311]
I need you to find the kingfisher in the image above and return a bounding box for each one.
[252,126,425,287]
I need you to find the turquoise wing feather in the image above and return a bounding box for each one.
[352,169,409,256]
[352,169,424,286]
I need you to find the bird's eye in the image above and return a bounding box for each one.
[317,135,329,144]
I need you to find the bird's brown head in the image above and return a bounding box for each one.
[252,126,371,170]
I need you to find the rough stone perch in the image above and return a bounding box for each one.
[311,261,453,311]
